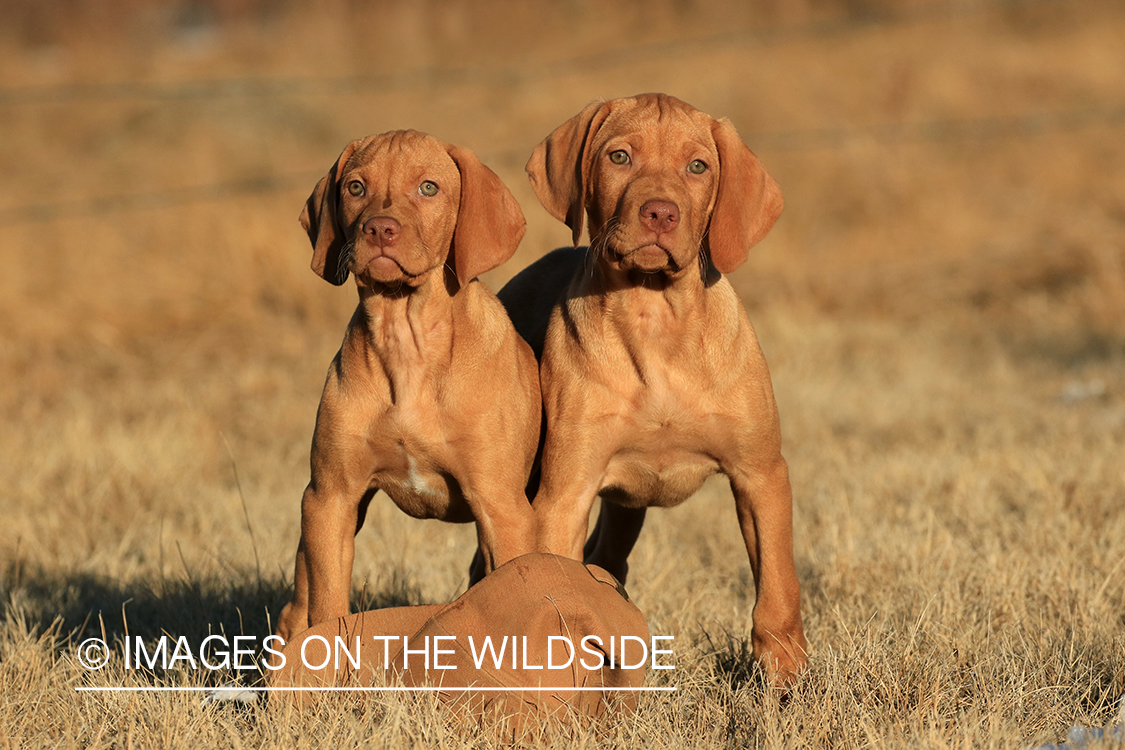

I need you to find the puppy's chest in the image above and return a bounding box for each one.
[365,390,464,520]
[598,370,731,508]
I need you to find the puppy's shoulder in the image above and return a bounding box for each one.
[703,274,764,348]
[451,278,522,347]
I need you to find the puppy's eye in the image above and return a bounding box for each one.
[608,150,630,165]
[688,160,708,174]
[347,180,365,197]
[419,181,439,197]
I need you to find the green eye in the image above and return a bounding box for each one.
[608,150,630,165]
[688,160,707,174]
[419,181,439,197]
[347,180,365,197]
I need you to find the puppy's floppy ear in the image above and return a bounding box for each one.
[705,118,784,275]
[300,138,365,285]
[525,100,611,246]
[446,144,527,287]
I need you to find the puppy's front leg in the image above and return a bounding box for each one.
[533,435,614,560]
[462,476,537,576]
[300,481,370,628]
[276,482,367,644]
[729,459,808,684]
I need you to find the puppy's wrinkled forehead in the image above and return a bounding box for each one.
[345,130,459,186]
[592,94,716,156]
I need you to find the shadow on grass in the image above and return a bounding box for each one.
[701,628,769,693]
[0,560,424,654]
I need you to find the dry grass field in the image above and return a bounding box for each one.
[1,0,1124,747]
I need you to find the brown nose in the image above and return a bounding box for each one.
[639,200,679,234]
[363,216,401,247]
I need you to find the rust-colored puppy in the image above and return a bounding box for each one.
[501,94,807,682]
[274,131,540,646]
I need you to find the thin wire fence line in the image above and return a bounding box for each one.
[0,172,319,226]
[0,0,1065,106]
[74,685,678,692]
[1,101,1121,228]
[749,102,1125,150]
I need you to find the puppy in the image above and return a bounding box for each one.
[501,94,808,682]
[274,131,540,645]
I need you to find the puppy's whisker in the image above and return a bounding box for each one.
[697,228,710,279]
[693,231,702,278]
[337,239,356,281]
[587,217,620,278]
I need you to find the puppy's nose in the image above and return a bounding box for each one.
[639,200,679,234]
[363,216,401,247]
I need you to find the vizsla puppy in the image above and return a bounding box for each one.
[501,94,807,682]
[271,553,649,735]
[274,131,540,646]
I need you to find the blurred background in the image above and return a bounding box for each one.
[1,0,1122,598]
[4,0,1123,339]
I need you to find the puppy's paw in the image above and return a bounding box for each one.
[752,627,808,689]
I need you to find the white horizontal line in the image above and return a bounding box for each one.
[75,686,676,693]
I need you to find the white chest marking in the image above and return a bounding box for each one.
[404,454,440,499]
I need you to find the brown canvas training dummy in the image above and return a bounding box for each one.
[269,554,652,729]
